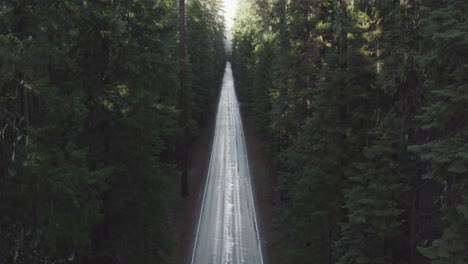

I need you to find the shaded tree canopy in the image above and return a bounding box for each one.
[232,0,467,263]
[0,0,224,263]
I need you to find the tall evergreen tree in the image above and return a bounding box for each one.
[410,1,468,263]
[0,0,226,262]
[232,0,467,263]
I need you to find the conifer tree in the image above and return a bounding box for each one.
[410,1,468,262]
[0,0,226,262]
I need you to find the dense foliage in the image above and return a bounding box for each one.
[232,0,467,263]
[0,0,224,263]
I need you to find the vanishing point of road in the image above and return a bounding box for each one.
[190,62,264,264]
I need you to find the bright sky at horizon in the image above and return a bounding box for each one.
[222,0,238,30]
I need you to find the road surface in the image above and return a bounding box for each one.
[191,62,264,264]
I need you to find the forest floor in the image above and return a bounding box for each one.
[170,111,284,264]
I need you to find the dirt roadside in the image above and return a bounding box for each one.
[170,119,215,264]
[242,115,284,264]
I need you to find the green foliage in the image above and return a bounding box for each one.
[338,114,410,264]
[0,0,225,263]
[187,0,225,127]
[410,1,468,263]
[232,0,466,263]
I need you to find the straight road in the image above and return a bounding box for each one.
[190,62,264,264]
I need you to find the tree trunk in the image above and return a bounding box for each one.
[179,0,189,197]
[339,0,349,70]
[277,0,288,152]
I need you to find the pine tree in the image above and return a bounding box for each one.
[410,1,468,263]
[0,0,225,262]
[229,0,468,262]
[187,0,225,126]
[338,114,410,264]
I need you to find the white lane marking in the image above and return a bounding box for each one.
[233,74,265,264]
[191,63,264,264]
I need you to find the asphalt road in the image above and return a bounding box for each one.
[190,62,264,264]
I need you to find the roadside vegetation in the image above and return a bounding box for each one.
[232,0,468,263]
[0,0,224,263]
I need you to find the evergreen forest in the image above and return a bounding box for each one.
[0,0,467,263]
[0,0,224,263]
[232,0,467,263]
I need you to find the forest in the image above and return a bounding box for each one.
[232,0,467,263]
[1,0,467,264]
[0,0,225,263]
